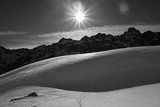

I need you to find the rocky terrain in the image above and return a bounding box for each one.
[0,27,160,74]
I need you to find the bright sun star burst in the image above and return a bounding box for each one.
[66,1,93,29]
[74,10,86,23]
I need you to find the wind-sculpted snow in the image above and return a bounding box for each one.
[0,46,160,94]
[0,83,160,107]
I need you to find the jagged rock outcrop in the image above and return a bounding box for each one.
[10,92,38,102]
[0,27,160,75]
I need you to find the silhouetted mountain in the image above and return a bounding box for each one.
[0,27,160,75]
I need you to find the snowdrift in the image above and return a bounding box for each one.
[1,46,160,94]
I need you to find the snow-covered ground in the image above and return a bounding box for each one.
[0,46,160,107]
[1,84,160,107]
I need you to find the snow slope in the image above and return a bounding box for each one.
[0,46,160,106]
[0,83,160,107]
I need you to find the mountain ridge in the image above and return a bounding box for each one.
[0,27,160,74]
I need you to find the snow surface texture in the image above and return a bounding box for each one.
[0,46,160,107]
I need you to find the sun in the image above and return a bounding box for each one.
[74,11,86,23]
[65,1,93,29]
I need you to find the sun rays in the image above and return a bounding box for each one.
[65,1,93,29]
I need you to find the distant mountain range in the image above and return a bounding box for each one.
[0,27,160,75]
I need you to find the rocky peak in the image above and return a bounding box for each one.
[80,36,90,41]
[0,46,7,53]
[32,45,47,52]
[95,33,106,38]
[143,31,154,36]
[0,46,6,50]
[123,27,141,39]
[90,33,113,42]
[126,27,141,34]
[58,38,74,44]
[90,33,107,41]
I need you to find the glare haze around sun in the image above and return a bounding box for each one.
[65,1,93,29]
[74,10,86,23]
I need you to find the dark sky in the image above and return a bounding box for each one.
[0,0,160,48]
[0,0,160,33]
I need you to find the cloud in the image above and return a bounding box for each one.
[0,31,27,36]
[35,24,160,45]
[1,24,160,49]
[118,1,129,15]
